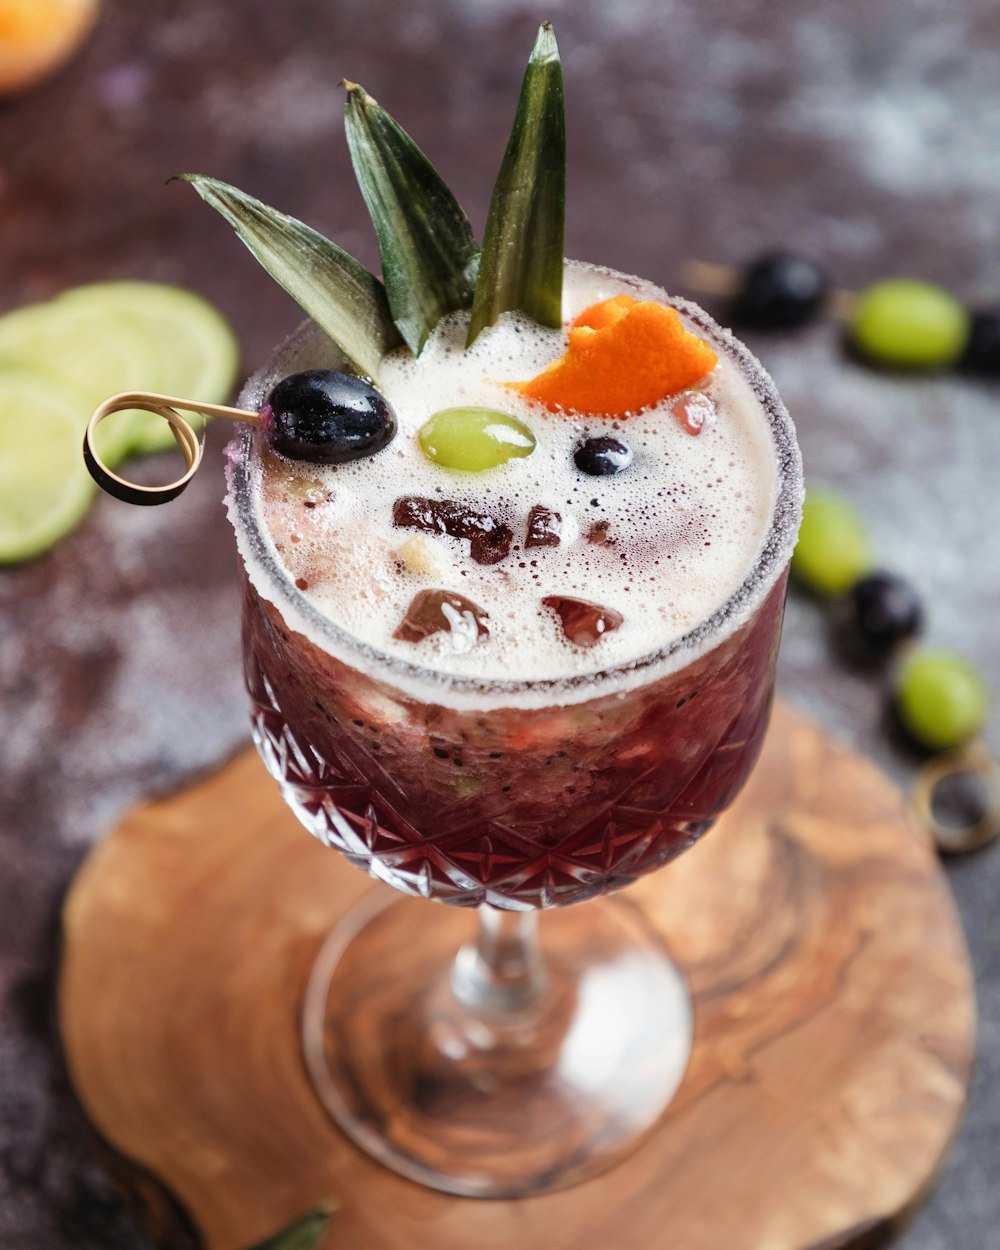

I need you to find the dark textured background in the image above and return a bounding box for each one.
[1,1,998,1246]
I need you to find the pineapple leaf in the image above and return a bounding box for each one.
[344,82,479,355]
[242,1201,336,1250]
[174,174,400,379]
[467,22,565,346]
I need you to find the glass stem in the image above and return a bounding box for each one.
[451,906,548,1020]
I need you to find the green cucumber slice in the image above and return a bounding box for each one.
[0,368,96,564]
[0,300,156,463]
[58,282,240,454]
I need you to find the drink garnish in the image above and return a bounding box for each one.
[173,174,401,380]
[264,370,397,464]
[789,480,997,853]
[510,294,718,416]
[392,496,514,565]
[850,573,923,652]
[542,595,624,647]
[850,279,969,370]
[467,22,565,346]
[82,25,572,505]
[573,434,633,476]
[684,254,998,376]
[572,293,635,330]
[344,82,480,355]
[394,589,490,651]
[730,253,828,330]
[417,407,535,471]
[171,23,564,372]
[83,390,256,506]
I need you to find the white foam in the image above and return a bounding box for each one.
[229,261,802,708]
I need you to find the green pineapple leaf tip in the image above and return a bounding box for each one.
[175,21,566,373]
[344,81,479,355]
[467,20,566,346]
[173,173,399,379]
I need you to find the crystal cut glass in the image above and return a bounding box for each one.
[229,274,802,1197]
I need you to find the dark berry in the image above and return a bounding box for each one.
[264,369,396,464]
[731,253,828,330]
[850,572,923,650]
[958,308,1000,375]
[574,436,632,476]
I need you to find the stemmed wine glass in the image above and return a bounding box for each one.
[231,291,802,1199]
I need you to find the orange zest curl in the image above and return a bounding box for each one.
[509,295,718,417]
[571,292,636,331]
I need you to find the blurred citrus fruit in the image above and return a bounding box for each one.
[0,0,99,96]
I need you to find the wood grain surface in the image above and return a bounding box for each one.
[58,704,976,1250]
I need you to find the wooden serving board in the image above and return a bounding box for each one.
[59,703,976,1250]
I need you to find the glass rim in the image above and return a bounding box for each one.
[229,263,803,705]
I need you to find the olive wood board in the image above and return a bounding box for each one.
[58,702,976,1250]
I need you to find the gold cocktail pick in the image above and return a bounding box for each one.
[912,738,1000,854]
[83,391,262,505]
[681,260,858,320]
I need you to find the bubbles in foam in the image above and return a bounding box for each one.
[231,262,801,696]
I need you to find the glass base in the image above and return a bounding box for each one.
[302,891,692,1198]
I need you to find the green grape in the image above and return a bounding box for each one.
[791,489,873,596]
[850,280,969,369]
[896,649,989,751]
[418,407,535,471]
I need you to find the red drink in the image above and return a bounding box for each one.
[230,266,801,910]
[242,569,785,907]
[220,223,802,1200]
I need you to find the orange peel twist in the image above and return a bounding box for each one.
[509,294,718,417]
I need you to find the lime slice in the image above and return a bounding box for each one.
[0,300,156,463]
[58,282,240,454]
[0,368,96,563]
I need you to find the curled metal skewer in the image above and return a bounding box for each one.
[912,738,1000,854]
[83,391,261,506]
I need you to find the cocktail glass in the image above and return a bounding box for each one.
[229,279,802,1198]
